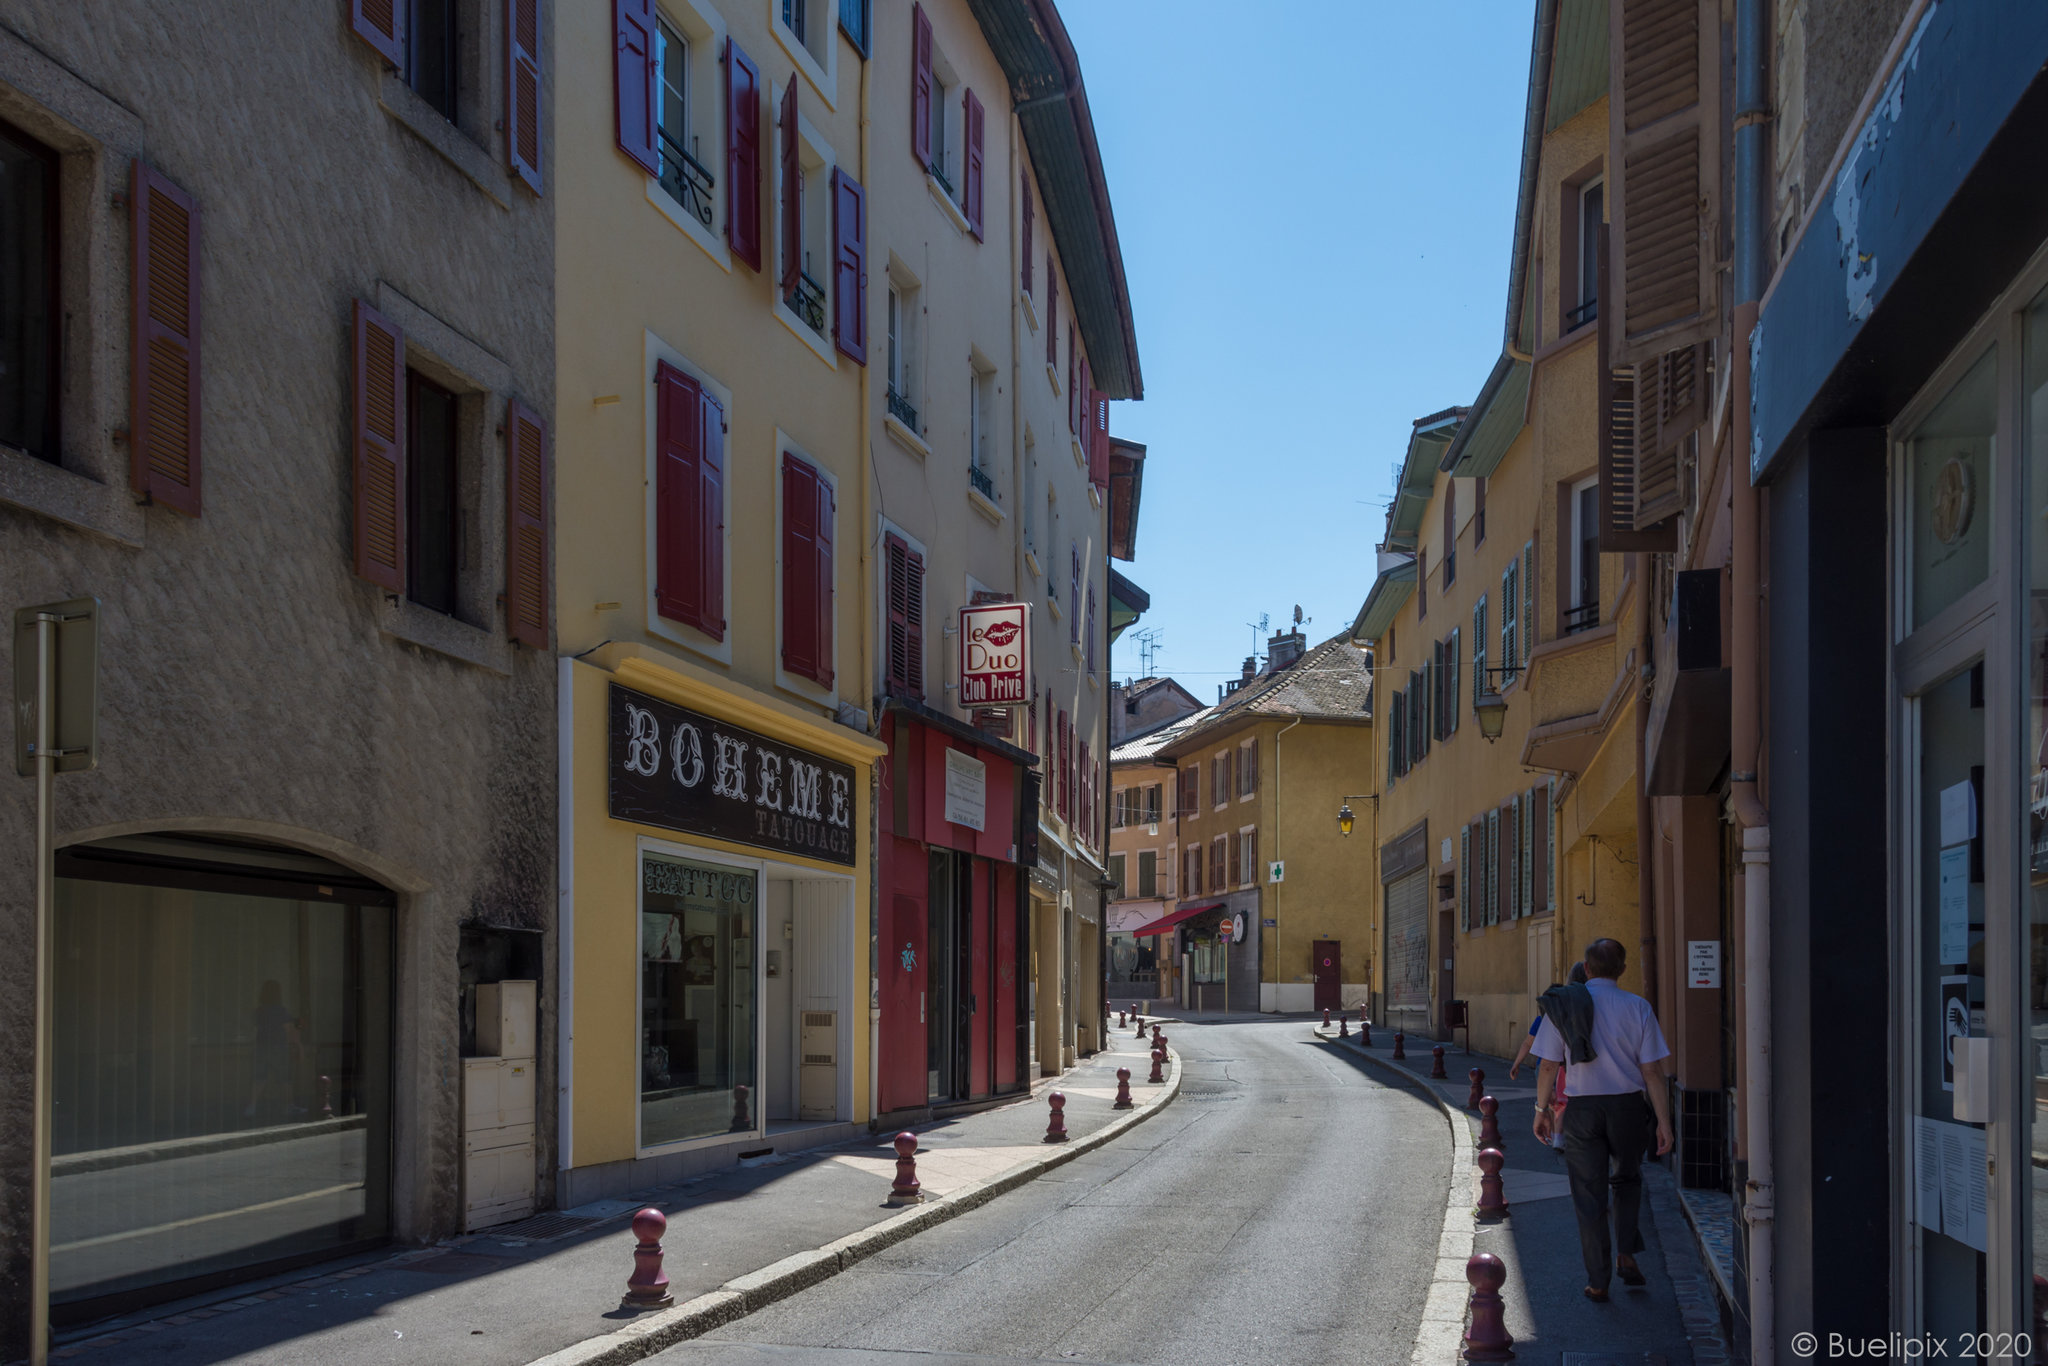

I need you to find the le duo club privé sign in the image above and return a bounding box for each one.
[608,683,856,866]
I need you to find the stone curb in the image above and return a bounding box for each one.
[1310,1029,1476,1365]
[522,1047,1184,1366]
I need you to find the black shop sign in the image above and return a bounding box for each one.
[608,683,856,866]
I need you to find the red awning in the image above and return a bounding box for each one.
[1128,901,1223,938]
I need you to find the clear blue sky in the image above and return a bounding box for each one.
[1067,1,1537,701]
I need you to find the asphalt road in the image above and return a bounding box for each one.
[652,1016,1452,1366]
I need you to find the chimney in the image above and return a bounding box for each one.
[1241,656,1258,683]
[1267,631,1306,670]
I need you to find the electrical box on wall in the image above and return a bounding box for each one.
[800,1010,837,1120]
[461,1057,535,1229]
[476,979,537,1058]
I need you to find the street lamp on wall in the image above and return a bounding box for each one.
[1473,665,1519,742]
[1336,794,1376,837]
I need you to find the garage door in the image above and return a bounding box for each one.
[1384,869,1430,1029]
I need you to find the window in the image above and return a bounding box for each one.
[779,452,835,690]
[1212,752,1230,809]
[1387,688,1406,781]
[1566,176,1603,333]
[1500,557,1519,686]
[1458,824,1471,931]
[1237,829,1257,887]
[1484,808,1500,927]
[885,268,921,432]
[405,0,458,118]
[782,0,808,45]
[1022,430,1038,557]
[1085,583,1097,673]
[1442,481,1457,587]
[1185,844,1201,897]
[1137,850,1157,898]
[654,359,726,640]
[406,370,459,615]
[777,84,829,338]
[1108,852,1126,898]
[1238,739,1258,798]
[0,118,58,463]
[641,852,757,1147]
[1474,474,1487,545]
[1069,543,1081,643]
[838,0,870,56]
[969,358,996,497]
[1519,791,1533,917]
[655,18,716,226]
[1441,628,1461,737]
[1180,763,1200,815]
[1209,837,1226,892]
[1472,596,1488,707]
[884,531,925,698]
[1569,475,1601,633]
[1228,829,1242,887]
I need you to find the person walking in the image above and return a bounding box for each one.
[1512,963,1586,1146]
[1529,938,1672,1303]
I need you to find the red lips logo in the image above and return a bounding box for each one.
[982,620,1020,646]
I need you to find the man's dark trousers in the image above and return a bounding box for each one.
[1560,1092,1652,1291]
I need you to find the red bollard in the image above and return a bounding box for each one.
[620,1208,676,1310]
[1475,1147,1510,1219]
[1150,1022,1161,1043]
[1477,1095,1503,1148]
[887,1131,923,1205]
[318,1074,333,1120]
[1044,1090,1069,1142]
[1430,1045,1447,1079]
[1154,1031,1168,1053]
[1117,1010,1126,1028]
[1393,1031,1406,1060]
[1361,1016,1373,1046]
[1322,1007,1331,1029]
[1148,1044,1166,1084]
[730,1083,752,1132]
[1461,1252,1516,1361]
[1113,1067,1133,1110]
[1467,1068,1486,1109]
[1339,1014,1350,1038]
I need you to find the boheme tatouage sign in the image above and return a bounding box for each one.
[609,683,856,866]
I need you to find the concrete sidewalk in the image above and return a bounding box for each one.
[50,1022,1181,1366]
[1312,1022,1734,1366]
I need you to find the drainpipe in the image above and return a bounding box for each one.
[1271,715,1304,1011]
[1732,0,1772,1351]
[857,49,881,1131]
[1634,554,1658,1013]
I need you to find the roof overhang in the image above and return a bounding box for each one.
[1351,558,1416,642]
[1383,409,1465,551]
[1108,566,1149,641]
[965,0,1142,398]
[1108,438,1144,561]
[1438,357,1531,479]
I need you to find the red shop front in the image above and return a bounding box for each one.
[877,703,1034,1118]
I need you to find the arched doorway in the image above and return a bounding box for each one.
[50,832,396,1320]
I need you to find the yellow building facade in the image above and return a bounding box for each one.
[551,0,1142,1199]
[1355,56,1646,1060]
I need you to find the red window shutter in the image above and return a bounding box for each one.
[505,400,549,648]
[351,300,406,592]
[831,168,867,363]
[506,0,543,195]
[1066,328,1076,429]
[779,80,800,296]
[655,361,703,627]
[963,88,985,239]
[724,40,762,271]
[698,390,727,638]
[1046,270,1057,365]
[349,0,405,67]
[911,4,933,168]
[904,543,926,697]
[815,472,835,688]
[781,454,820,682]
[1021,166,1033,292]
[130,162,201,516]
[1069,543,1080,641]
[614,0,660,174]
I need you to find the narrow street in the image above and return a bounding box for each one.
[653,1018,1449,1366]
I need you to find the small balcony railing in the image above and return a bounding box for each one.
[930,162,954,198]
[1565,296,1599,331]
[657,127,716,227]
[968,462,995,500]
[785,268,826,335]
[1564,601,1601,635]
[886,385,918,432]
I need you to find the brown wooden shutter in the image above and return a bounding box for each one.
[350,0,405,67]
[505,400,548,648]
[1598,226,1677,552]
[1089,388,1110,487]
[910,3,932,169]
[1495,802,1512,925]
[615,0,660,175]
[831,168,867,363]
[655,362,705,631]
[1247,737,1259,794]
[724,40,762,271]
[1608,0,1718,364]
[506,0,543,195]
[963,88,985,239]
[1630,341,1704,528]
[1229,828,1241,886]
[779,79,800,296]
[1021,165,1033,292]
[351,301,406,592]
[131,162,202,516]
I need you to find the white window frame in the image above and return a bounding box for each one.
[772,430,841,710]
[1237,826,1257,889]
[769,0,837,108]
[1237,738,1256,801]
[1575,176,1603,320]
[646,0,731,269]
[883,257,926,456]
[772,82,837,368]
[643,330,735,666]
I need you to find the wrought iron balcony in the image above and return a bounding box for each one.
[785,268,826,335]
[1564,601,1601,635]
[657,127,716,227]
[1564,296,1599,331]
[968,462,995,500]
[930,162,954,198]
[886,385,918,432]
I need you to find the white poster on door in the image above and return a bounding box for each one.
[944,748,986,831]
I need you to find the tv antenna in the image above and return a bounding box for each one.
[1133,628,1162,677]
[1247,612,1270,662]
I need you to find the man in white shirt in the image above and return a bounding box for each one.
[1529,937,1673,1303]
